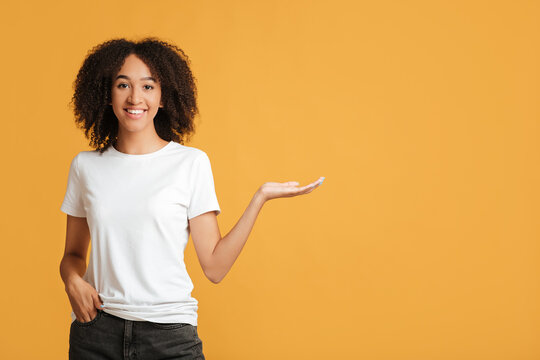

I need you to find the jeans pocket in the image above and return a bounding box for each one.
[74,309,102,327]
[149,322,191,330]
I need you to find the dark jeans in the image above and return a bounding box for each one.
[69,309,205,359]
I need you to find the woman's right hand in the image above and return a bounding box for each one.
[65,276,104,323]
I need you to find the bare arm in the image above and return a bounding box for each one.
[60,215,89,285]
[59,215,103,322]
[189,177,324,284]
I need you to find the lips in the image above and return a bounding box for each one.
[124,108,147,119]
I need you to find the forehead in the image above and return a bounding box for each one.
[115,54,156,80]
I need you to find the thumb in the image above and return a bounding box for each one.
[285,181,300,186]
[93,292,104,309]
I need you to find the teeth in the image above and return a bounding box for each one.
[127,109,144,114]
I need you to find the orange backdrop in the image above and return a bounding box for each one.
[0,0,538,359]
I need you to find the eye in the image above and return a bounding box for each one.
[144,85,154,90]
[117,83,128,89]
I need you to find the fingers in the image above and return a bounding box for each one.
[78,307,99,323]
[281,177,324,189]
[76,309,97,323]
[93,292,105,310]
[267,177,323,188]
[297,177,324,191]
[260,177,324,200]
[86,309,98,323]
[75,295,103,323]
[283,178,323,197]
[314,176,325,187]
[80,292,103,322]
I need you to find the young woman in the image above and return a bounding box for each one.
[59,37,324,359]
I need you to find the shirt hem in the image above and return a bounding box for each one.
[71,309,198,327]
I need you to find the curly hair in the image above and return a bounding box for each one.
[70,37,199,153]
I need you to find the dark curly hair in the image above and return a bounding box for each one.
[70,37,199,153]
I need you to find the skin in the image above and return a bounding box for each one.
[59,54,324,323]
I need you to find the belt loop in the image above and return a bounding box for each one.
[123,319,133,359]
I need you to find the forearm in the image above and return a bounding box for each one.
[60,254,87,289]
[208,190,266,283]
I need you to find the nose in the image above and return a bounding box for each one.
[128,87,142,104]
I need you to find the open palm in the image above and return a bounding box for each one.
[259,177,325,201]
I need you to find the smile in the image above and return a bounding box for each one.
[124,108,147,119]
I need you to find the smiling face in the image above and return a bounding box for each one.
[110,54,163,136]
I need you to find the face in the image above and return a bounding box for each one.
[110,54,163,135]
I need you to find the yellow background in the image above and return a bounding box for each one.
[0,0,538,359]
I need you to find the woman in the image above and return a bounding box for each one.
[59,37,324,359]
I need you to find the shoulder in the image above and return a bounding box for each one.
[168,142,212,162]
[67,149,110,174]
[72,149,103,164]
[66,150,88,167]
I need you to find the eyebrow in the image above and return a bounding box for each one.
[115,75,156,82]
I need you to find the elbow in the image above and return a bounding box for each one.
[204,269,223,284]
[207,273,223,284]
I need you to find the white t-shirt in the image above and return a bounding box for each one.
[60,140,220,325]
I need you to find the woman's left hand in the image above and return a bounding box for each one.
[257,177,325,202]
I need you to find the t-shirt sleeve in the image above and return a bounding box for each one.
[60,154,86,218]
[187,151,221,219]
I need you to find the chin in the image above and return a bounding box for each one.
[119,122,150,133]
